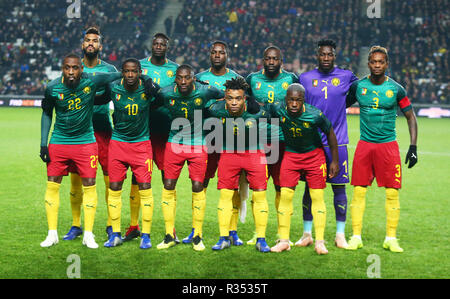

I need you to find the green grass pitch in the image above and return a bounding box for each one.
[0,107,448,279]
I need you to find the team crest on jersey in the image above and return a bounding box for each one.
[361,88,367,95]
[312,79,318,87]
[115,94,121,101]
[58,93,64,100]
[303,122,310,128]
[386,90,394,98]
[141,93,147,100]
[169,99,175,106]
[167,70,174,78]
[256,82,262,90]
[221,117,226,124]
[282,82,289,90]
[281,117,286,123]
[331,78,340,86]
[83,86,91,94]
[194,98,203,106]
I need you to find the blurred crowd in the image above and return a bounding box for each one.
[0,0,448,104]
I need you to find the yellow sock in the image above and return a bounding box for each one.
[278,187,295,240]
[82,185,98,232]
[139,188,154,234]
[129,184,141,227]
[310,188,326,241]
[218,189,234,237]
[108,189,122,233]
[103,175,111,226]
[275,190,281,225]
[351,186,367,236]
[69,173,83,227]
[173,189,177,226]
[161,188,175,236]
[192,190,206,238]
[229,190,240,231]
[385,188,400,238]
[45,181,61,230]
[252,190,269,238]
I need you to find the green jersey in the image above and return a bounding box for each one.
[246,69,298,142]
[267,102,332,154]
[106,78,154,143]
[42,72,122,145]
[346,76,412,143]
[156,82,225,145]
[140,57,178,134]
[196,68,243,91]
[82,59,117,132]
[207,100,269,151]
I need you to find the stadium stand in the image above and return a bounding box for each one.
[0,0,448,104]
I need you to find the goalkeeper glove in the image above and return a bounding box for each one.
[40,146,50,163]
[405,145,417,168]
[246,96,261,114]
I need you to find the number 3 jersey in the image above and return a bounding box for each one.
[299,67,358,146]
[346,76,412,144]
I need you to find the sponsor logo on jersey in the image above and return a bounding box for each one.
[282,82,289,90]
[362,88,367,95]
[386,90,394,98]
[312,79,318,87]
[332,78,340,86]
[194,98,203,106]
[167,70,174,78]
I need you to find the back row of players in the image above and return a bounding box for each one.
[39,27,418,254]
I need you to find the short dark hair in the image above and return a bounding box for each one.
[85,26,101,36]
[317,39,337,50]
[263,45,282,59]
[368,45,389,62]
[121,58,141,71]
[153,32,170,42]
[287,83,306,94]
[63,53,81,64]
[177,64,194,75]
[210,40,229,52]
[224,77,249,92]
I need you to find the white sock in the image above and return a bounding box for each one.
[352,235,362,240]
[385,236,396,241]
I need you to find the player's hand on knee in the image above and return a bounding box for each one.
[40,146,50,163]
[405,145,418,168]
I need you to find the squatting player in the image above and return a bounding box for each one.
[95,58,159,249]
[120,33,180,243]
[246,46,298,245]
[207,77,271,253]
[153,64,224,251]
[181,40,246,246]
[297,39,358,248]
[64,26,118,242]
[40,53,121,249]
[266,83,339,255]
[345,46,418,253]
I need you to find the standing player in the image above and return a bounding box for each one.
[154,65,225,251]
[39,53,121,248]
[297,39,358,248]
[121,33,179,242]
[266,83,339,254]
[96,58,158,249]
[345,46,418,253]
[246,46,298,245]
[207,77,271,252]
[181,40,246,246]
[63,27,118,242]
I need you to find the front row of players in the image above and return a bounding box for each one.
[40,44,418,254]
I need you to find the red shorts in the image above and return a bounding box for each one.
[94,130,112,174]
[163,142,208,182]
[205,152,220,180]
[150,133,168,170]
[351,140,402,189]
[108,140,153,183]
[218,151,268,190]
[47,143,98,178]
[280,148,327,189]
[264,142,285,187]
